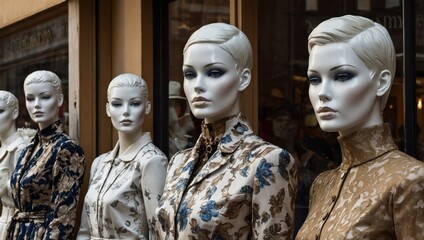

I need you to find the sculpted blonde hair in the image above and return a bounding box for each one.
[107,73,148,101]
[308,15,396,111]
[183,22,253,71]
[24,70,62,95]
[0,90,19,113]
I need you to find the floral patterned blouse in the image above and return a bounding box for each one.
[155,113,298,239]
[77,132,168,240]
[0,131,29,239]
[7,120,85,240]
[296,124,424,240]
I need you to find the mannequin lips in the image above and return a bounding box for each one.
[120,119,133,125]
[33,111,43,117]
[317,106,337,119]
[192,96,211,107]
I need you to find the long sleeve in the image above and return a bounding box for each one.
[252,148,298,239]
[76,157,101,240]
[141,155,168,240]
[393,170,424,239]
[45,141,85,239]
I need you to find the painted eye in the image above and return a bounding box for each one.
[183,71,196,80]
[335,73,353,82]
[42,95,51,100]
[208,69,224,78]
[308,76,321,85]
[26,96,35,102]
[111,102,122,107]
[131,102,141,107]
[0,109,4,114]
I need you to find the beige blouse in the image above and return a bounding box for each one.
[78,132,168,240]
[0,131,28,239]
[296,124,424,240]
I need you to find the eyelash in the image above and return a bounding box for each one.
[308,72,355,85]
[334,73,354,82]
[308,76,321,85]
[183,68,226,80]
[111,102,141,107]
[183,71,196,80]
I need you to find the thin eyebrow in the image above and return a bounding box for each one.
[110,97,142,101]
[330,64,356,71]
[183,62,225,68]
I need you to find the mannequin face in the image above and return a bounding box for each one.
[24,82,63,130]
[106,87,150,134]
[183,43,247,123]
[308,43,379,136]
[0,101,16,136]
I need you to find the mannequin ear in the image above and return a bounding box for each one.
[238,68,251,92]
[145,101,151,114]
[57,94,64,107]
[12,109,18,120]
[106,103,111,117]
[376,70,392,97]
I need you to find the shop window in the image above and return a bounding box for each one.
[167,0,230,158]
[257,0,412,234]
[0,12,68,132]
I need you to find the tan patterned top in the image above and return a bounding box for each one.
[296,123,424,240]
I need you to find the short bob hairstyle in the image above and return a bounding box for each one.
[183,22,253,72]
[308,15,396,112]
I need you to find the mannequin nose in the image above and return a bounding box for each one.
[34,98,41,109]
[318,81,332,102]
[193,75,206,93]
[123,104,130,116]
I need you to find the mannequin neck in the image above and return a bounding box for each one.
[338,102,383,137]
[117,130,144,155]
[0,125,17,144]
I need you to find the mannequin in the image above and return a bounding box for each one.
[6,70,85,240]
[296,15,424,239]
[0,91,32,239]
[77,73,167,239]
[168,80,194,157]
[156,23,298,239]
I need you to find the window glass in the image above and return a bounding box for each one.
[416,1,424,160]
[257,0,404,234]
[167,0,230,157]
[0,14,68,132]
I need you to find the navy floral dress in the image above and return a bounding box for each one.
[7,120,85,240]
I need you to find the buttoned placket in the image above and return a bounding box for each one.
[317,167,350,239]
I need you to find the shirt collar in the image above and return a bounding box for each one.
[198,112,253,154]
[37,120,64,144]
[104,132,152,162]
[0,131,27,159]
[338,123,398,170]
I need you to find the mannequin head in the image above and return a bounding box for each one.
[24,70,64,130]
[307,15,395,136]
[0,91,19,139]
[183,23,252,123]
[106,73,151,134]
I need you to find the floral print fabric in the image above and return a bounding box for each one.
[296,123,424,240]
[77,132,167,240]
[7,121,85,240]
[0,131,29,239]
[156,113,298,239]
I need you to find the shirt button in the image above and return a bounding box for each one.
[331,196,337,203]
[341,171,347,179]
